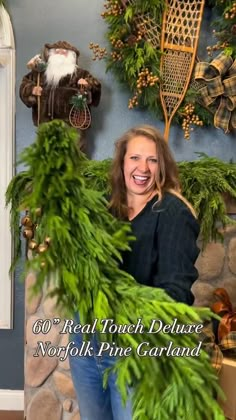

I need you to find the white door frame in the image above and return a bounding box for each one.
[0,4,15,329]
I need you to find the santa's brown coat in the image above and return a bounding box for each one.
[19,67,101,126]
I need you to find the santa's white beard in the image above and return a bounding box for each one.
[45,51,77,87]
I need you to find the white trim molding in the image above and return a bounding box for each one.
[0,4,15,329]
[0,389,24,411]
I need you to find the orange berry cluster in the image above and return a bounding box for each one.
[111,51,123,61]
[136,68,159,94]
[224,2,236,19]
[128,94,139,109]
[101,1,123,18]
[128,68,159,109]
[110,38,125,49]
[182,103,203,140]
[134,25,146,42]
[206,40,229,56]
[107,36,125,61]
[89,42,107,60]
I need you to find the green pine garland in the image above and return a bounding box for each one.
[81,155,236,247]
[90,0,236,137]
[6,120,227,419]
[7,138,236,253]
[178,154,236,246]
[7,139,236,255]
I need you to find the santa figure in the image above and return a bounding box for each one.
[19,40,101,150]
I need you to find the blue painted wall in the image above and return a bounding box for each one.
[1,0,235,389]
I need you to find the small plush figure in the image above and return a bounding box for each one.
[19,40,101,150]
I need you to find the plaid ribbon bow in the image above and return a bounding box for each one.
[211,288,236,342]
[200,322,223,373]
[194,52,236,133]
[200,325,236,373]
[211,288,236,357]
[199,288,236,373]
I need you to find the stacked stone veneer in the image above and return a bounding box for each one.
[25,272,80,420]
[25,211,236,420]
[193,224,236,309]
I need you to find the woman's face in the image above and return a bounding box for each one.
[123,135,158,197]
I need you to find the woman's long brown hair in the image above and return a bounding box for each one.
[109,125,196,219]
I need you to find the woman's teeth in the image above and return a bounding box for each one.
[133,175,149,185]
[133,176,148,181]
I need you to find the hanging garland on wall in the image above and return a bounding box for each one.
[90,0,236,139]
[81,154,236,247]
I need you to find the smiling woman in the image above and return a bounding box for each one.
[123,135,158,212]
[109,125,199,299]
[69,125,201,419]
[0,3,15,329]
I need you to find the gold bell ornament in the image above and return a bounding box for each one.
[28,239,38,251]
[23,228,34,240]
[37,243,48,253]
[44,237,51,245]
[21,215,33,227]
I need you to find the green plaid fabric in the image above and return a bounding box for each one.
[198,85,215,107]
[200,321,223,373]
[215,97,231,133]
[194,61,217,79]
[220,331,236,356]
[200,322,236,373]
[229,59,236,76]
[194,52,236,133]
[231,109,236,128]
[227,93,236,111]
[208,75,224,97]
[223,75,236,96]
[210,53,233,76]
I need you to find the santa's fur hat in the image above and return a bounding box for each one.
[43,41,80,62]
